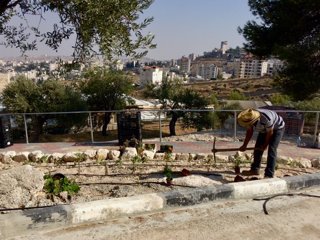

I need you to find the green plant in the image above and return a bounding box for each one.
[143,143,156,151]
[38,155,49,163]
[43,174,80,196]
[131,155,146,173]
[163,165,173,179]
[163,152,173,162]
[75,152,86,175]
[234,156,242,167]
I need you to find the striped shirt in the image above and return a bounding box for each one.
[254,109,285,132]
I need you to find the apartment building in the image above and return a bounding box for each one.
[267,59,284,76]
[238,58,268,79]
[140,66,163,86]
[177,56,191,74]
[190,58,224,80]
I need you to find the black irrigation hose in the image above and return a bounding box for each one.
[253,193,320,215]
[0,203,70,212]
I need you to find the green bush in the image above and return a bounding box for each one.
[44,174,80,196]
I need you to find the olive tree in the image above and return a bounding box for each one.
[0,0,156,61]
[1,76,87,141]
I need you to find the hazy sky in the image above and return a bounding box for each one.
[0,0,256,60]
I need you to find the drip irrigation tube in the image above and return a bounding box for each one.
[253,193,320,215]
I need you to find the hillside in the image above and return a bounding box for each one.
[133,77,278,101]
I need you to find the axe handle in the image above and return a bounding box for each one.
[212,147,256,152]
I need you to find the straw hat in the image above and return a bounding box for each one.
[237,109,260,128]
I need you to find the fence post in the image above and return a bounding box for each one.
[313,112,319,146]
[159,109,162,144]
[233,111,237,141]
[23,114,29,144]
[89,112,94,143]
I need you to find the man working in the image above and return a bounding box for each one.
[237,108,285,178]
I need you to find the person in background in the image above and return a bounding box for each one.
[237,108,285,178]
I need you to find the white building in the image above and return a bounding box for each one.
[267,59,284,76]
[140,66,163,86]
[238,59,268,79]
[220,41,228,54]
[196,63,219,80]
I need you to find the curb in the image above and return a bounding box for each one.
[1,172,320,238]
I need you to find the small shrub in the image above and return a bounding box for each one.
[44,174,80,196]
[163,165,173,179]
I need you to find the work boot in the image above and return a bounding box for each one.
[241,169,260,176]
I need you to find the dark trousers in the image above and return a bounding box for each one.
[251,128,285,177]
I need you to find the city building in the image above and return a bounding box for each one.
[238,58,268,79]
[140,66,163,86]
[190,58,224,80]
[220,41,228,54]
[177,56,191,74]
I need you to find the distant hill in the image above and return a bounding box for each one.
[184,77,276,100]
[133,77,278,101]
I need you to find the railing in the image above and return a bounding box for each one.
[0,109,319,147]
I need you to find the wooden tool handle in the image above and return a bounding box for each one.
[212,147,256,152]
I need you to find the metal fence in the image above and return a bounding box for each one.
[0,109,319,147]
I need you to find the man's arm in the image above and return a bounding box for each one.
[261,128,273,150]
[239,126,254,151]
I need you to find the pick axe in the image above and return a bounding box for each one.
[212,137,256,163]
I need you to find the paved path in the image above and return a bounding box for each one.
[0,139,319,160]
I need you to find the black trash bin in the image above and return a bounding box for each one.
[117,111,142,146]
[0,115,13,148]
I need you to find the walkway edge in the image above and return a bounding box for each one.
[0,173,320,238]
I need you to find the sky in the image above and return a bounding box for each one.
[0,0,256,60]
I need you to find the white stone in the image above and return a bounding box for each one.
[121,147,138,160]
[189,153,196,161]
[96,149,109,161]
[173,175,222,187]
[142,150,155,160]
[207,153,214,161]
[62,152,79,162]
[154,152,165,160]
[48,153,64,163]
[277,156,293,165]
[0,165,44,208]
[28,151,44,162]
[195,153,207,160]
[108,150,121,160]
[84,149,97,159]
[0,153,13,164]
[175,153,190,161]
[296,158,312,168]
[216,154,229,162]
[4,151,16,158]
[311,158,320,168]
[12,152,29,163]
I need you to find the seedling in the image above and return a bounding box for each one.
[43,174,80,197]
[163,165,173,186]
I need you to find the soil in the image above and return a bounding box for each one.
[1,134,319,208]
[17,135,319,207]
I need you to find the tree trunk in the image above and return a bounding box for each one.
[169,112,178,136]
[102,112,112,136]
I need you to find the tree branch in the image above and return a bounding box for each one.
[0,0,22,15]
